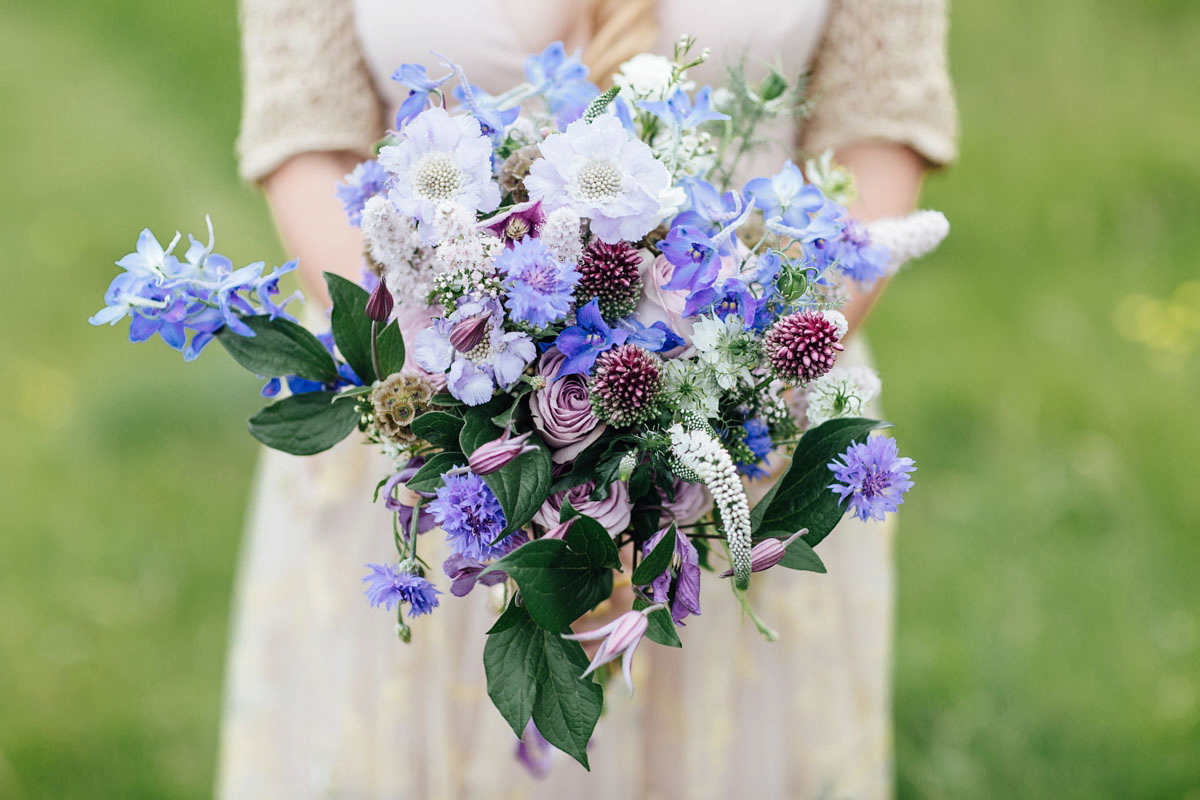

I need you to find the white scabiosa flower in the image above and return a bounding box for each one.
[524,114,672,244]
[668,414,753,589]
[379,107,500,241]
[865,210,950,275]
[804,365,882,428]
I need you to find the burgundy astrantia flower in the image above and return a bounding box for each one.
[587,344,664,428]
[575,238,644,320]
[762,310,844,383]
[482,200,547,246]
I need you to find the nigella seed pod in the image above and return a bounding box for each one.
[449,313,491,353]
[467,430,537,475]
[365,278,394,322]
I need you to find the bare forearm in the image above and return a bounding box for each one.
[261,151,367,309]
[832,142,926,335]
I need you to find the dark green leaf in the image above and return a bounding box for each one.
[216,315,339,384]
[487,596,528,634]
[634,596,682,648]
[750,417,886,548]
[410,410,464,450]
[460,411,502,455]
[430,392,465,408]
[483,603,603,769]
[247,391,360,455]
[375,319,406,378]
[481,438,552,535]
[487,514,619,632]
[631,523,676,586]
[755,530,827,572]
[325,273,377,383]
[403,451,464,492]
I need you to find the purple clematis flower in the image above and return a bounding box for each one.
[642,526,702,625]
[562,606,661,693]
[442,553,509,597]
[552,297,627,377]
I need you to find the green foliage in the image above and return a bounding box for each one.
[403,451,463,492]
[757,531,826,572]
[480,437,552,536]
[486,514,620,632]
[409,410,464,450]
[749,417,884,547]
[631,523,676,586]
[215,315,338,384]
[246,391,361,455]
[483,602,603,769]
[634,596,682,648]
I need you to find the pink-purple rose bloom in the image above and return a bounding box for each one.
[533,480,632,537]
[529,349,607,463]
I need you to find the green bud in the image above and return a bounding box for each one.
[758,71,788,103]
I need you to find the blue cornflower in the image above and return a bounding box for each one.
[828,436,916,522]
[552,298,628,377]
[618,318,685,353]
[659,224,720,293]
[428,470,516,561]
[639,86,729,131]
[336,160,390,226]
[362,563,442,616]
[391,62,454,127]
[497,236,580,327]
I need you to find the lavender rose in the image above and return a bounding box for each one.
[659,477,712,527]
[533,480,632,537]
[529,349,607,463]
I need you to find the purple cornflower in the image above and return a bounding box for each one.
[828,436,916,522]
[336,159,389,226]
[427,470,516,561]
[642,527,702,625]
[497,236,581,327]
[552,298,628,377]
[362,563,442,616]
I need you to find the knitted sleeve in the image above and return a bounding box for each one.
[236,0,386,182]
[800,0,958,166]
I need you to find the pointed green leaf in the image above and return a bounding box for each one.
[375,318,406,378]
[216,315,339,383]
[754,530,827,572]
[410,410,465,450]
[247,391,360,455]
[403,451,464,492]
[634,596,682,648]
[480,437,552,536]
[325,272,377,383]
[631,522,676,586]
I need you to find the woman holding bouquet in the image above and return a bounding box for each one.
[219,1,956,797]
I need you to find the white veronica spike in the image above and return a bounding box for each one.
[865,210,950,275]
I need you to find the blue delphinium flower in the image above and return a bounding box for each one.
[821,219,890,284]
[496,236,581,327]
[428,470,518,561]
[336,160,390,226]
[451,83,521,146]
[391,62,454,127]
[362,563,442,616]
[523,42,599,126]
[828,436,916,522]
[745,159,824,229]
[552,297,628,377]
[639,86,729,131]
[736,417,773,478]
[618,318,685,353]
[659,224,720,293]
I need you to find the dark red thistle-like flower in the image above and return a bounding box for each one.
[763,310,844,383]
[575,239,643,320]
[588,344,663,427]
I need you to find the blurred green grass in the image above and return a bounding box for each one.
[1,1,1197,797]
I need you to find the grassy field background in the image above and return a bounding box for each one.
[1,1,1197,797]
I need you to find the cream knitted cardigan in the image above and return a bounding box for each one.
[235,0,957,183]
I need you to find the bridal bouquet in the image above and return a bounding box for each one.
[92,38,947,769]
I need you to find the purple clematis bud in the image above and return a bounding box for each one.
[562,605,662,693]
[443,553,508,597]
[467,429,538,475]
[365,277,394,322]
[541,516,577,540]
[719,529,808,578]
[448,313,491,353]
[515,720,555,778]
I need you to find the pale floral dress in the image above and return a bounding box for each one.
[219,1,956,797]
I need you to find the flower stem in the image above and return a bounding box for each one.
[370,320,382,381]
[732,582,778,642]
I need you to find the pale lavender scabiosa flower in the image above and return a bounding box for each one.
[525,114,671,243]
[562,606,661,692]
[642,527,702,625]
[362,563,442,616]
[552,298,628,377]
[413,298,536,405]
[496,236,581,327]
[336,159,390,226]
[428,470,519,561]
[379,108,500,240]
[828,436,916,522]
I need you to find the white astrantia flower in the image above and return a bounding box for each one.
[661,359,720,419]
[379,107,500,241]
[612,53,677,102]
[804,365,882,428]
[540,207,583,265]
[668,416,752,589]
[691,314,755,391]
[524,114,672,244]
[865,210,950,275]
